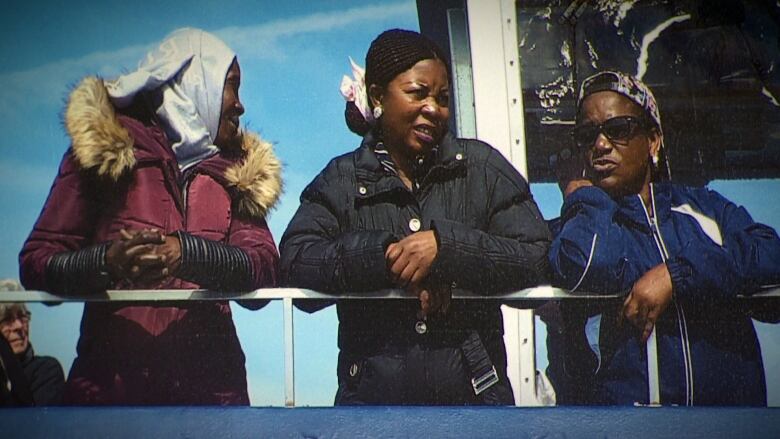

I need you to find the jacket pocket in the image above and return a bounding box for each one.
[336,351,406,405]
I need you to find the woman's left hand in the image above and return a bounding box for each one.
[122,232,182,284]
[620,263,673,342]
[385,230,438,287]
[154,234,182,277]
[413,284,451,319]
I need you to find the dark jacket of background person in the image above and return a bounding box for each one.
[18,77,282,405]
[0,336,32,406]
[549,182,780,405]
[281,131,551,404]
[19,344,65,406]
[538,218,599,405]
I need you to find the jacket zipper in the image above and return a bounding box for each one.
[637,184,694,406]
[181,178,190,228]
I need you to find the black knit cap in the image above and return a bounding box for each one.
[365,29,450,89]
[345,29,451,136]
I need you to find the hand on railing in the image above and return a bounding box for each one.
[413,284,452,319]
[385,230,438,288]
[619,263,674,343]
[106,228,177,284]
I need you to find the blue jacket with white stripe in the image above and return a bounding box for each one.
[549,183,780,406]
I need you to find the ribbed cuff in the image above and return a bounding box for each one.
[666,257,693,299]
[176,231,254,291]
[46,243,111,294]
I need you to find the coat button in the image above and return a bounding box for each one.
[455,153,464,160]
[349,363,359,377]
[358,186,367,195]
[408,218,421,232]
[415,321,428,334]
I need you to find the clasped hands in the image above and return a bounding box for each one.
[105,228,181,285]
[385,230,450,319]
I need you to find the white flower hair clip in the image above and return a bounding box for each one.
[340,57,374,123]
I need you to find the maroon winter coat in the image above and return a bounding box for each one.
[19,77,282,405]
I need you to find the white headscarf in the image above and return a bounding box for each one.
[105,28,236,170]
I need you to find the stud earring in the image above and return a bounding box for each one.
[652,155,659,166]
[373,106,383,119]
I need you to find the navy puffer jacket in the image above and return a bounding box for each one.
[280,132,550,403]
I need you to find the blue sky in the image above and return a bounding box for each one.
[2,0,779,406]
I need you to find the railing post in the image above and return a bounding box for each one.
[283,297,295,407]
[647,326,661,405]
[517,309,538,406]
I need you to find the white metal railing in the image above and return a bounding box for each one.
[2,285,779,407]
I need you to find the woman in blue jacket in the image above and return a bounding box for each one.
[549,71,780,406]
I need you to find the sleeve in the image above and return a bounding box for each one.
[225,215,279,289]
[665,188,780,300]
[175,199,279,310]
[427,149,551,294]
[227,215,278,310]
[548,186,644,294]
[280,170,397,293]
[19,151,108,294]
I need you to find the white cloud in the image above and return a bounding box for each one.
[217,2,415,60]
[0,44,152,121]
[0,1,415,120]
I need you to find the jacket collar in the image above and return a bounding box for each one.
[353,131,466,199]
[615,182,673,227]
[18,344,33,366]
[64,76,282,219]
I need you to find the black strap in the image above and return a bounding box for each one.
[460,331,506,405]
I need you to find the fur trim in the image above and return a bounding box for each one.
[64,77,283,219]
[225,132,283,218]
[65,77,135,180]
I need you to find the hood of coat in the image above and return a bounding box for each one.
[64,76,282,218]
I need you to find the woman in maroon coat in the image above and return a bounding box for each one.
[19,28,282,405]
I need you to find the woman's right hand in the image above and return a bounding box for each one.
[411,283,451,319]
[619,263,673,343]
[553,146,592,197]
[385,230,439,288]
[105,228,167,283]
[563,179,593,197]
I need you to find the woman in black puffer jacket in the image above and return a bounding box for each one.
[280,29,550,405]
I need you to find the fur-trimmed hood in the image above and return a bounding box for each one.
[64,76,282,218]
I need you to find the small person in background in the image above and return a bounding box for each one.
[0,304,65,406]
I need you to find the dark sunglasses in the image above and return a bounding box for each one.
[571,116,650,149]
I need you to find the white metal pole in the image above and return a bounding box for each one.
[647,327,661,405]
[283,297,295,407]
[466,0,537,406]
